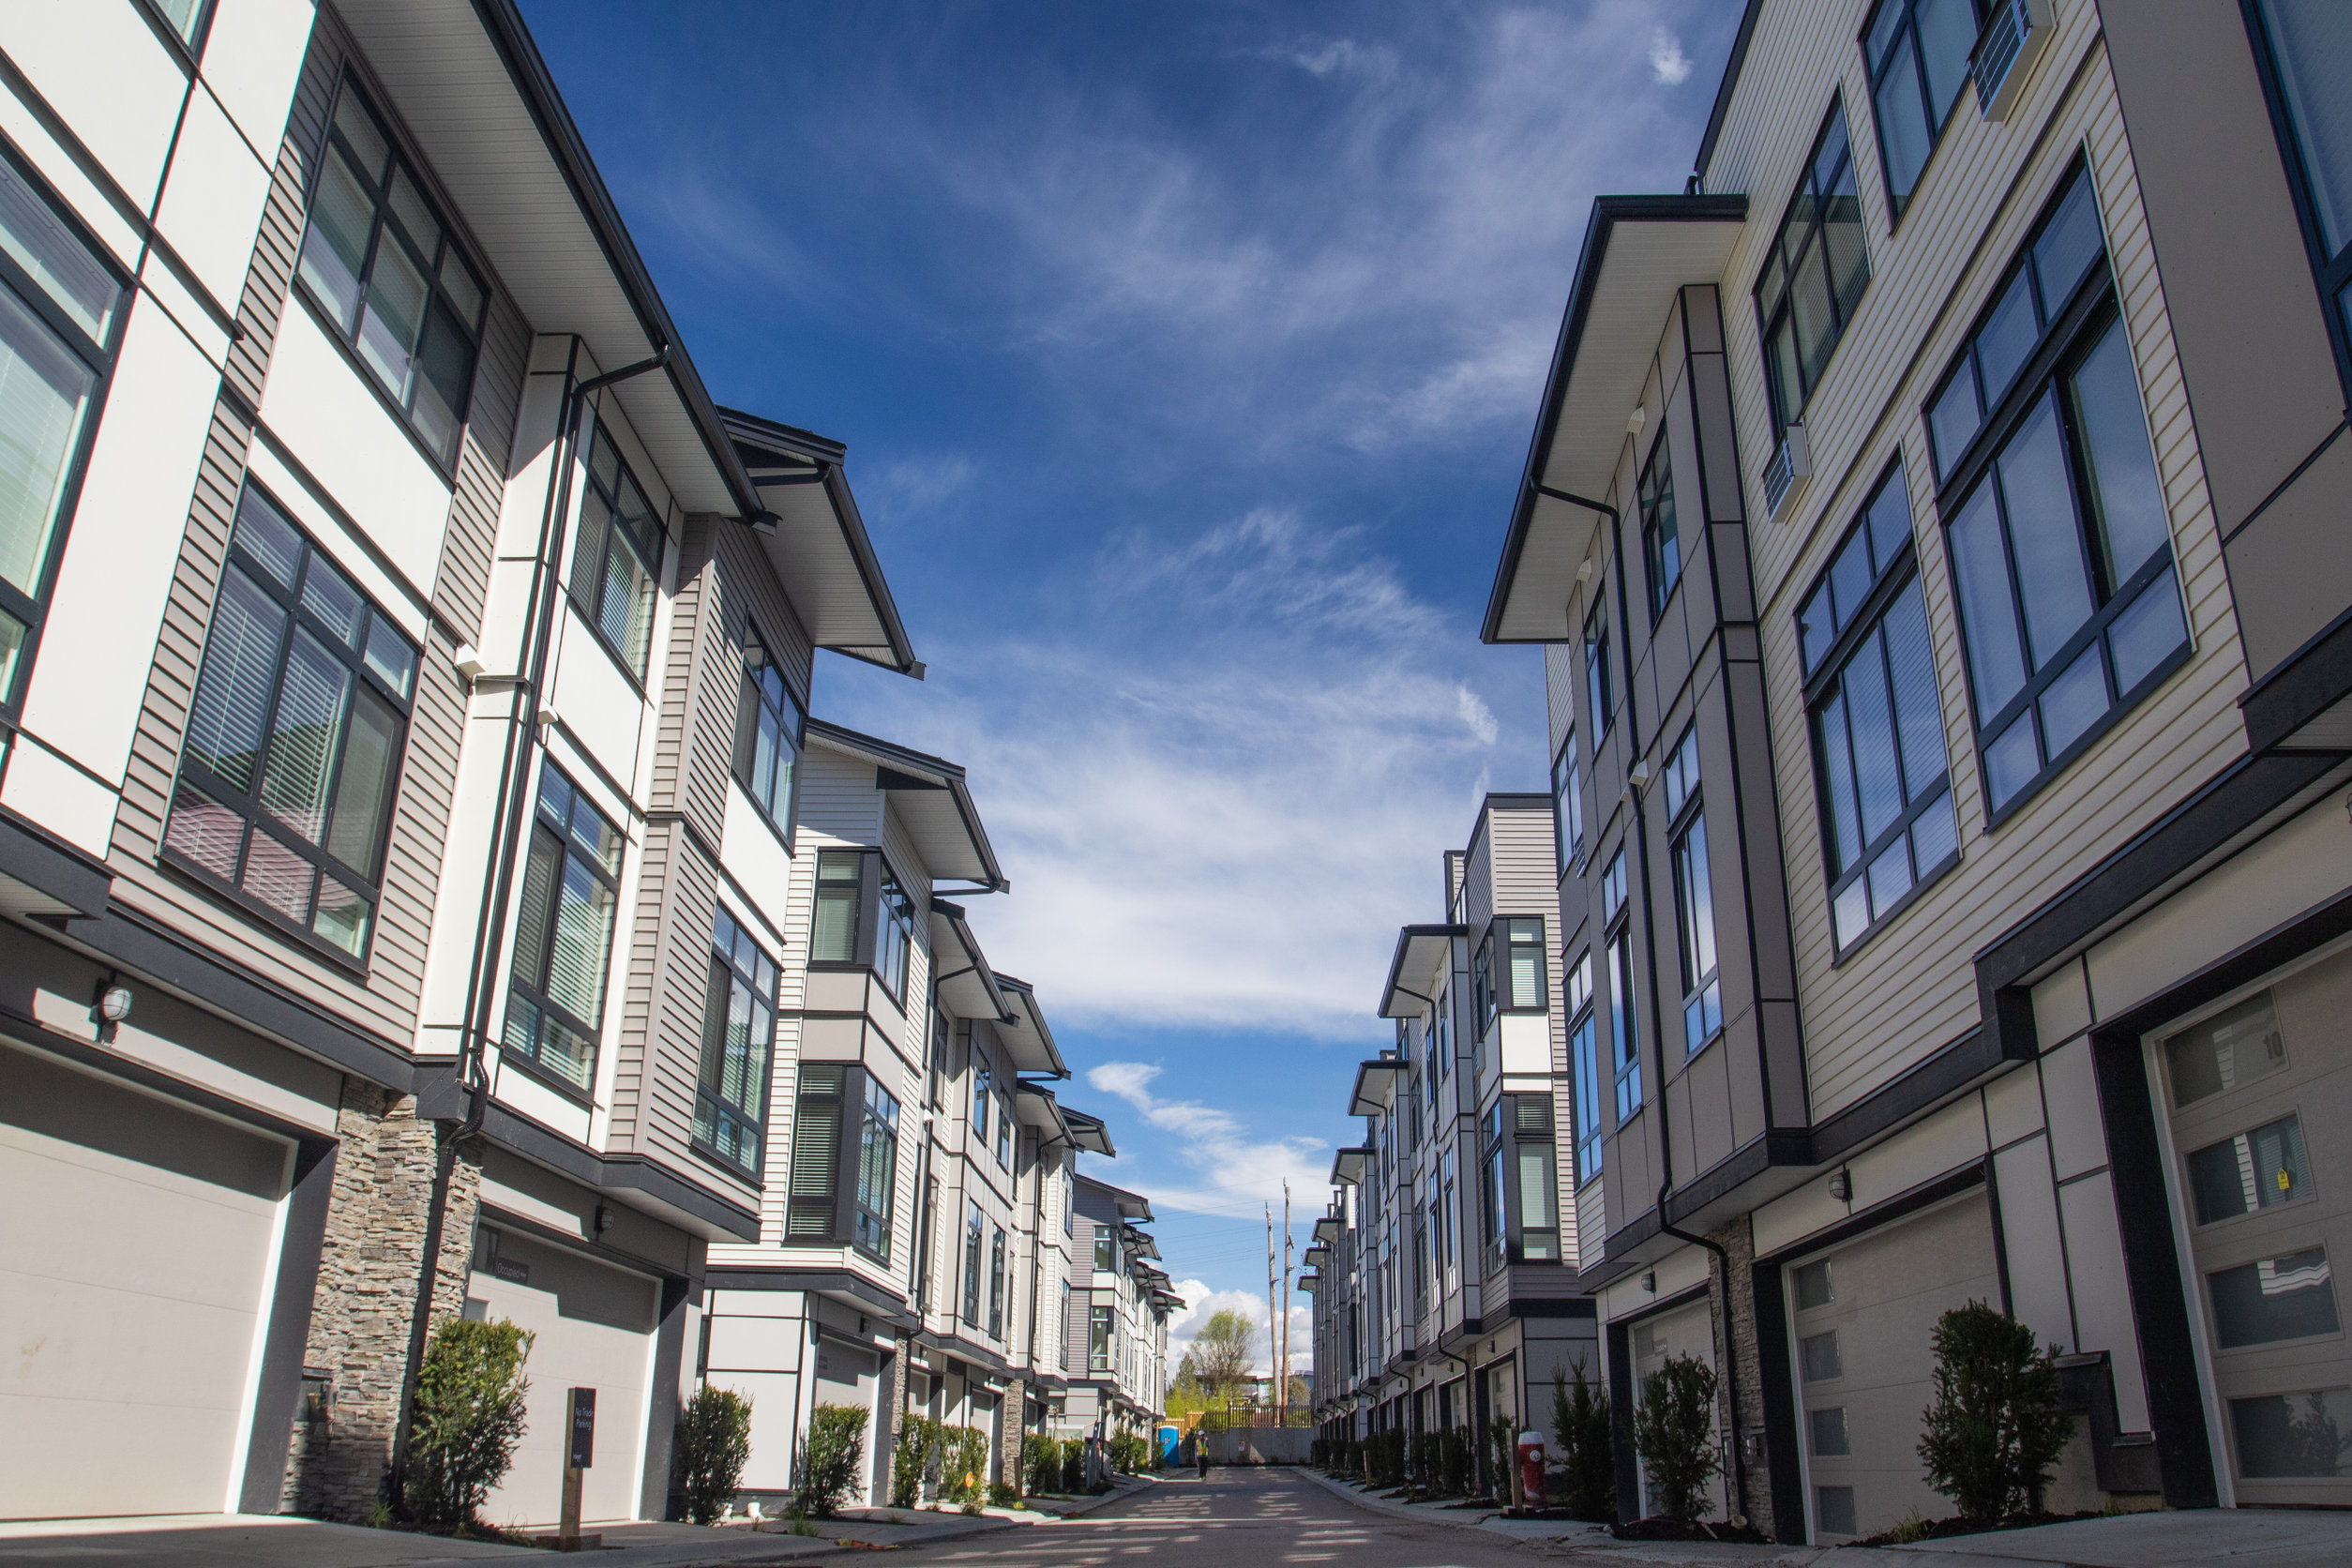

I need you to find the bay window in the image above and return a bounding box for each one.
[504,763,622,1094]
[811,849,861,962]
[988,1224,1006,1337]
[167,487,416,965]
[876,860,914,1003]
[694,907,776,1175]
[853,1073,900,1262]
[1512,1096,1560,1261]
[1757,99,1870,440]
[1503,917,1545,1010]
[1090,1304,1112,1372]
[1932,163,2186,820]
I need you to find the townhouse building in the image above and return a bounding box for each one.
[1066,1173,1177,1436]
[1309,796,1592,1485]
[1477,0,2352,1545]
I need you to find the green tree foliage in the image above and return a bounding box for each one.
[1060,1437,1086,1493]
[1440,1425,1471,1498]
[892,1414,942,1509]
[793,1403,868,1518]
[1631,1353,1720,1524]
[1486,1414,1517,1500]
[1165,1353,1209,1417]
[1550,1359,1617,1521]
[673,1384,753,1525]
[1189,1310,1258,1399]
[1917,1302,2073,1523]
[1022,1433,1063,1494]
[403,1317,533,1530]
[938,1425,991,1512]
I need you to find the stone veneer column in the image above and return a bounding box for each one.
[1709,1216,1775,1541]
[280,1080,480,1518]
[999,1378,1027,1492]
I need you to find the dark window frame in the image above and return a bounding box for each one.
[786,1063,847,1241]
[1568,950,1602,1187]
[1756,97,1873,442]
[293,74,489,474]
[2240,0,2352,409]
[1640,441,1681,623]
[988,1222,1007,1338]
[1089,1302,1113,1373]
[1606,875,1641,1129]
[1500,915,1547,1013]
[1502,1093,1560,1264]
[1552,728,1583,875]
[731,625,806,844]
[502,761,625,1102]
[962,1199,985,1326]
[567,419,665,684]
[135,0,218,63]
[807,846,916,1007]
[1660,728,1724,1057]
[163,484,419,973]
[691,905,778,1180]
[1584,592,1614,738]
[1472,928,1497,1034]
[852,1071,900,1264]
[1859,0,1985,226]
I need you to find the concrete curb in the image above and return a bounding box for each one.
[1293,1465,1507,1528]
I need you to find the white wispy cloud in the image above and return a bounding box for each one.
[1649,26,1694,85]
[1085,1063,1328,1220]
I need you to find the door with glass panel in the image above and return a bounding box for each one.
[2162,958,2352,1504]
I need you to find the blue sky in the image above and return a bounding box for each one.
[521,0,1741,1370]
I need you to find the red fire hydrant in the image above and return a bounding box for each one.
[1516,1430,1545,1509]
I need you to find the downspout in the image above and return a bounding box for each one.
[390,339,672,1509]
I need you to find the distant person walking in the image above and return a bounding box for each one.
[1197,1440,1209,1481]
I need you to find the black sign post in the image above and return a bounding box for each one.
[555,1388,596,1550]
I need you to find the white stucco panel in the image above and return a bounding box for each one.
[1497,1012,1550,1077]
[719,779,795,945]
[0,733,117,857]
[256,304,452,597]
[21,301,216,783]
[196,0,316,159]
[546,611,645,802]
[0,0,181,209]
[152,85,271,319]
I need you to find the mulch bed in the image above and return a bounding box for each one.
[1844,1510,2103,1547]
[1495,1507,1607,1521]
[1612,1517,1772,1544]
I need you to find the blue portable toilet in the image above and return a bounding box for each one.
[1158,1425,1179,1466]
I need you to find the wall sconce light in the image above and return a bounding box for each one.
[1576,559,1594,584]
[1641,1271,1657,1294]
[93,976,131,1042]
[593,1203,614,1236]
[1829,1168,1852,1202]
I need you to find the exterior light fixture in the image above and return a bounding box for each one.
[1829,1167,1852,1202]
[93,978,132,1043]
[594,1203,614,1235]
[1641,1271,1657,1293]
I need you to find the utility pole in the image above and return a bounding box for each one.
[1265,1205,1277,1429]
[1282,1182,1293,1425]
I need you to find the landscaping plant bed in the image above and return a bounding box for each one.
[1611,1517,1772,1544]
[1496,1507,1606,1521]
[1844,1510,2103,1548]
[1439,1498,1500,1510]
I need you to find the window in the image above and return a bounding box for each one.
[1513,1096,1560,1261]
[1094,1229,1115,1273]
[2164,993,2285,1108]
[1802,466,1957,948]
[295,81,486,466]
[1480,1102,1507,1273]
[787,1064,846,1239]
[962,1200,985,1326]
[1640,444,1681,620]
[732,630,804,832]
[916,1173,939,1306]
[1657,728,1722,1052]
[569,423,663,678]
[1601,846,1627,924]
[1552,731,1583,874]
[1756,99,1870,440]
[1090,1304,1112,1373]
[1438,1151,1456,1291]
[2209,1248,2339,1348]
[1584,593,1614,735]
[1862,0,1981,219]
[2188,1114,2312,1226]
[2248,1,2352,400]
[1933,166,2186,819]
[876,860,914,1003]
[143,0,216,52]
[1060,1279,1071,1370]
[853,1073,900,1262]
[694,907,776,1175]
[2232,1388,2352,1479]
[811,849,861,963]
[972,1057,992,1147]
[1502,918,1545,1010]
[988,1224,1007,1337]
[0,145,125,715]
[995,1088,1012,1168]
[1472,929,1497,1034]
[1063,1166,1075,1237]
[166,488,416,964]
[1569,952,1602,1184]
[1609,930,1640,1123]
[503,764,623,1094]
[928,1007,947,1108]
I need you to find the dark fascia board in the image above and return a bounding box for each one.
[718,406,921,678]
[702,1265,914,1328]
[470,0,760,520]
[991,972,1068,1078]
[1694,0,1770,188]
[1060,1103,1116,1155]
[1379,923,1467,1019]
[806,718,1008,893]
[1015,1078,1075,1144]
[1077,1170,1153,1219]
[929,897,1013,1022]
[1347,1058,1408,1117]
[0,810,111,917]
[1330,1144,1373,1186]
[1481,193,1748,646]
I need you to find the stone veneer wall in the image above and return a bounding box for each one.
[281,1079,480,1517]
[1710,1216,1775,1542]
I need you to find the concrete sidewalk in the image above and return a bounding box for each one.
[0,1479,1161,1568]
[1294,1464,1613,1543]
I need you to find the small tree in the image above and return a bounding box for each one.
[939,1425,991,1512]
[1023,1432,1063,1493]
[1632,1353,1719,1524]
[673,1384,753,1525]
[1917,1302,2073,1523]
[1485,1414,1516,1500]
[793,1403,868,1518]
[1060,1436,1085,1493]
[1189,1310,1258,1403]
[404,1317,533,1530]
[1440,1425,1471,1497]
[1550,1359,1617,1521]
[893,1415,942,1509]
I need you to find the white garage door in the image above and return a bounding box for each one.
[467,1224,658,1530]
[0,1044,290,1519]
[1788,1191,2000,1541]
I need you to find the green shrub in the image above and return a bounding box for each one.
[1632,1353,1719,1524]
[1550,1360,1616,1521]
[939,1425,990,1513]
[404,1317,533,1530]
[1023,1432,1062,1494]
[988,1480,1020,1506]
[892,1415,941,1509]
[1486,1415,1516,1500]
[673,1383,753,1525]
[1918,1302,2073,1523]
[1061,1436,1085,1493]
[793,1403,868,1518]
[1440,1426,1470,1497]
[1108,1426,1152,1473]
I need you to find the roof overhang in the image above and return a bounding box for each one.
[991,973,1068,1078]
[1347,1058,1408,1117]
[1484,194,1748,645]
[1122,1225,1160,1260]
[1295,1274,1319,1292]
[1061,1105,1116,1156]
[1378,925,1464,1019]
[335,0,758,521]
[1331,1146,1372,1186]
[1301,1244,1330,1269]
[722,409,921,677]
[1078,1174,1153,1221]
[1015,1080,1074,1144]
[929,898,1011,1026]
[807,720,1007,893]
[1313,1216,1340,1244]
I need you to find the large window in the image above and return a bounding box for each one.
[0,145,124,715]
[1437,1150,1456,1292]
[2249,1,2352,399]
[295,80,486,467]
[995,1085,1012,1168]
[1472,929,1497,1034]
[1802,465,1957,950]
[1567,951,1602,1184]
[1553,731,1583,875]
[1089,1303,1112,1373]
[988,1224,1007,1337]
[695,907,776,1176]
[1931,164,2185,820]
[1480,1102,1506,1272]
[167,488,416,964]
[1862,0,1981,219]
[972,1056,992,1147]
[1584,594,1613,735]
[962,1200,985,1326]
[787,1064,845,1239]
[1094,1228,1115,1273]
[1756,99,1871,440]
[1660,728,1722,1052]
[1512,1095,1560,1261]
[505,764,622,1094]
[733,630,803,833]
[1606,849,1640,1124]
[876,860,914,1003]
[1502,917,1546,1011]
[569,422,662,678]
[1641,443,1681,620]
[853,1073,900,1262]
[811,849,862,963]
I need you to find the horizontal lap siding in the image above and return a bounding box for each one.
[1712,10,2247,1119]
